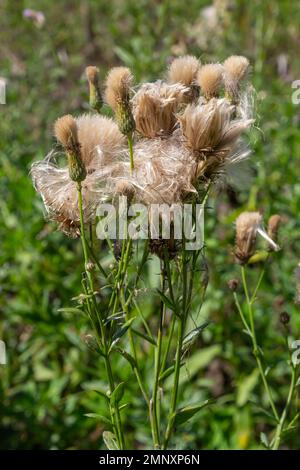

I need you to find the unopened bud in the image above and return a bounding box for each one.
[86,66,103,113]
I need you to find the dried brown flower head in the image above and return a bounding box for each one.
[197,63,224,100]
[178,98,252,181]
[234,211,262,264]
[223,55,249,104]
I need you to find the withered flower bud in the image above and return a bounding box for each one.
[234,212,262,264]
[85,66,103,113]
[54,115,86,183]
[279,311,290,325]
[267,214,282,249]
[228,279,239,292]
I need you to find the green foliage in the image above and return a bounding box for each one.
[1,0,300,450]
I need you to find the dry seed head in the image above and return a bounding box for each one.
[223,55,249,103]
[104,66,133,111]
[235,211,262,264]
[168,55,200,86]
[197,63,224,100]
[54,114,78,149]
[133,81,189,138]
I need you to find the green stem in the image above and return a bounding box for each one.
[77,183,125,449]
[163,248,188,449]
[127,133,134,172]
[272,367,297,450]
[151,263,165,449]
[241,265,279,423]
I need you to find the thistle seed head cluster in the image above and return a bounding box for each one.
[31,55,255,236]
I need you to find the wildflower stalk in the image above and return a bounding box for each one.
[127,133,134,172]
[77,183,125,449]
[272,366,297,449]
[151,263,165,449]
[163,246,188,450]
[240,265,279,422]
[118,238,149,404]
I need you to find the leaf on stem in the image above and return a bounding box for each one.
[116,347,137,369]
[110,317,136,350]
[182,321,211,349]
[84,413,112,426]
[174,399,215,426]
[110,382,125,405]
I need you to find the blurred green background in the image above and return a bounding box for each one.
[1,0,300,449]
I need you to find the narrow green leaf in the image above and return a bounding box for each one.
[110,317,135,350]
[110,382,125,405]
[174,399,214,426]
[116,348,137,369]
[84,414,111,426]
[157,290,175,310]
[57,307,84,315]
[159,362,185,382]
[132,328,157,346]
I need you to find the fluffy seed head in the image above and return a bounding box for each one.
[54,114,78,149]
[197,63,224,100]
[104,66,133,111]
[168,55,200,86]
[235,211,262,264]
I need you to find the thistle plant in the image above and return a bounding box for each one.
[232,212,299,450]
[30,54,290,450]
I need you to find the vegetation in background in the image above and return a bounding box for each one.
[1,0,300,449]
